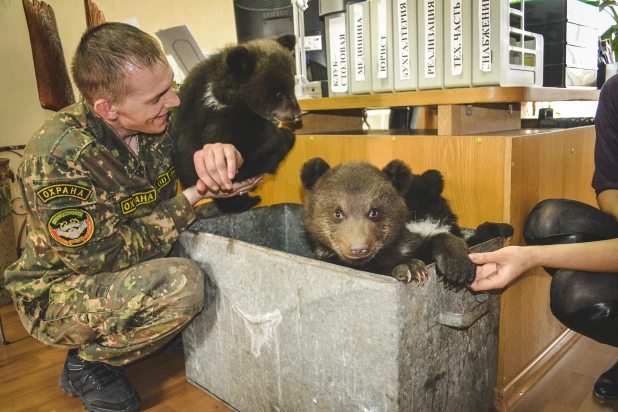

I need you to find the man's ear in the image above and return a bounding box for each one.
[93,98,118,121]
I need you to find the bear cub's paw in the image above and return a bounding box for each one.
[433,235,476,287]
[215,194,262,214]
[391,259,430,285]
[477,222,514,239]
[467,222,515,247]
[435,251,476,287]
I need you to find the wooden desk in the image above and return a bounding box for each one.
[254,87,599,411]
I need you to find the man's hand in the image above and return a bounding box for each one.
[209,175,265,199]
[193,143,243,194]
[183,175,265,206]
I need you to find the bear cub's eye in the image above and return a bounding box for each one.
[334,209,344,220]
[276,91,284,101]
[368,209,379,221]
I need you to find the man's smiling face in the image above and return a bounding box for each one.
[110,63,180,137]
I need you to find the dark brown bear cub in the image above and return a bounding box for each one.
[385,163,515,250]
[172,34,301,213]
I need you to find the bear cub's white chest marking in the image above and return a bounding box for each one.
[406,219,451,237]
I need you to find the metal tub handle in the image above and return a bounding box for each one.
[433,293,491,329]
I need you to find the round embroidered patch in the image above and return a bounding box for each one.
[48,208,95,247]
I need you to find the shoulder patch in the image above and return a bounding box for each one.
[37,184,93,203]
[157,166,176,191]
[48,208,95,247]
[120,189,158,215]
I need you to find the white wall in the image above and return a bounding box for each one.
[0,0,236,148]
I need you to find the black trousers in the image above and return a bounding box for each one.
[524,199,618,347]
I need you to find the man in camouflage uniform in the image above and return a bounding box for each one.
[4,23,262,412]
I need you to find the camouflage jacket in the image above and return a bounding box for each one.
[4,101,196,310]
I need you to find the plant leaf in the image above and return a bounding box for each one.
[600,0,618,11]
[578,0,600,8]
[611,36,618,58]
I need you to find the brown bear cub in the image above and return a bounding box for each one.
[172,34,301,213]
[301,158,513,286]
[301,158,431,285]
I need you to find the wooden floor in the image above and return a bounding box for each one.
[0,304,230,411]
[2,303,618,412]
[510,335,618,412]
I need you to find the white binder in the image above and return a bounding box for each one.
[369,0,395,93]
[348,1,372,94]
[393,0,418,91]
[417,0,444,90]
[443,0,472,88]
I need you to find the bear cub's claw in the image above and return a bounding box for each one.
[392,259,429,285]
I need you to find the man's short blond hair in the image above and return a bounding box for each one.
[72,22,168,105]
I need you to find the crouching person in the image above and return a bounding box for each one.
[4,22,262,412]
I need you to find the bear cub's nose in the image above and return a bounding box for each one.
[349,243,369,256]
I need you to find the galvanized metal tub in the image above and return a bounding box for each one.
[175,203,502,412]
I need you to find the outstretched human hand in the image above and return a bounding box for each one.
[468,246,534,291]
[193,143,244,194]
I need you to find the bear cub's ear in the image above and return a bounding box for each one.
[275,34,297,52]
[226,46,256,75]
[382,159,413,197]
[301,157,330,190]
[413,170,445,199]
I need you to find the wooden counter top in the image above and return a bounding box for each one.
[298,86,600,111]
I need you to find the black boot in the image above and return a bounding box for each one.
[594,358,618,400]
[59,349,142,412]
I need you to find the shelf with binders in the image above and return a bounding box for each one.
[294,85,599,136]
[298,85,598,111]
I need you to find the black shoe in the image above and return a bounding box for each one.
[594,359,618,400]
[59,349,142,412]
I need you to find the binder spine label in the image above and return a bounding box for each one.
[450,0,463,76]
[353,4,365,81]
[377,0,388,79]
[479,0,491,72]
[397,0,411,81]
[424,0,436,78]
[329,15,349,92]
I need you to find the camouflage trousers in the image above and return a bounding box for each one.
[20,257,204,366]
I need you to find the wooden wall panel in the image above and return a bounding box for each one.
[438,103,521,136]
[293,110,364,135]
[255,133,508,228]
[498,126,597,389]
